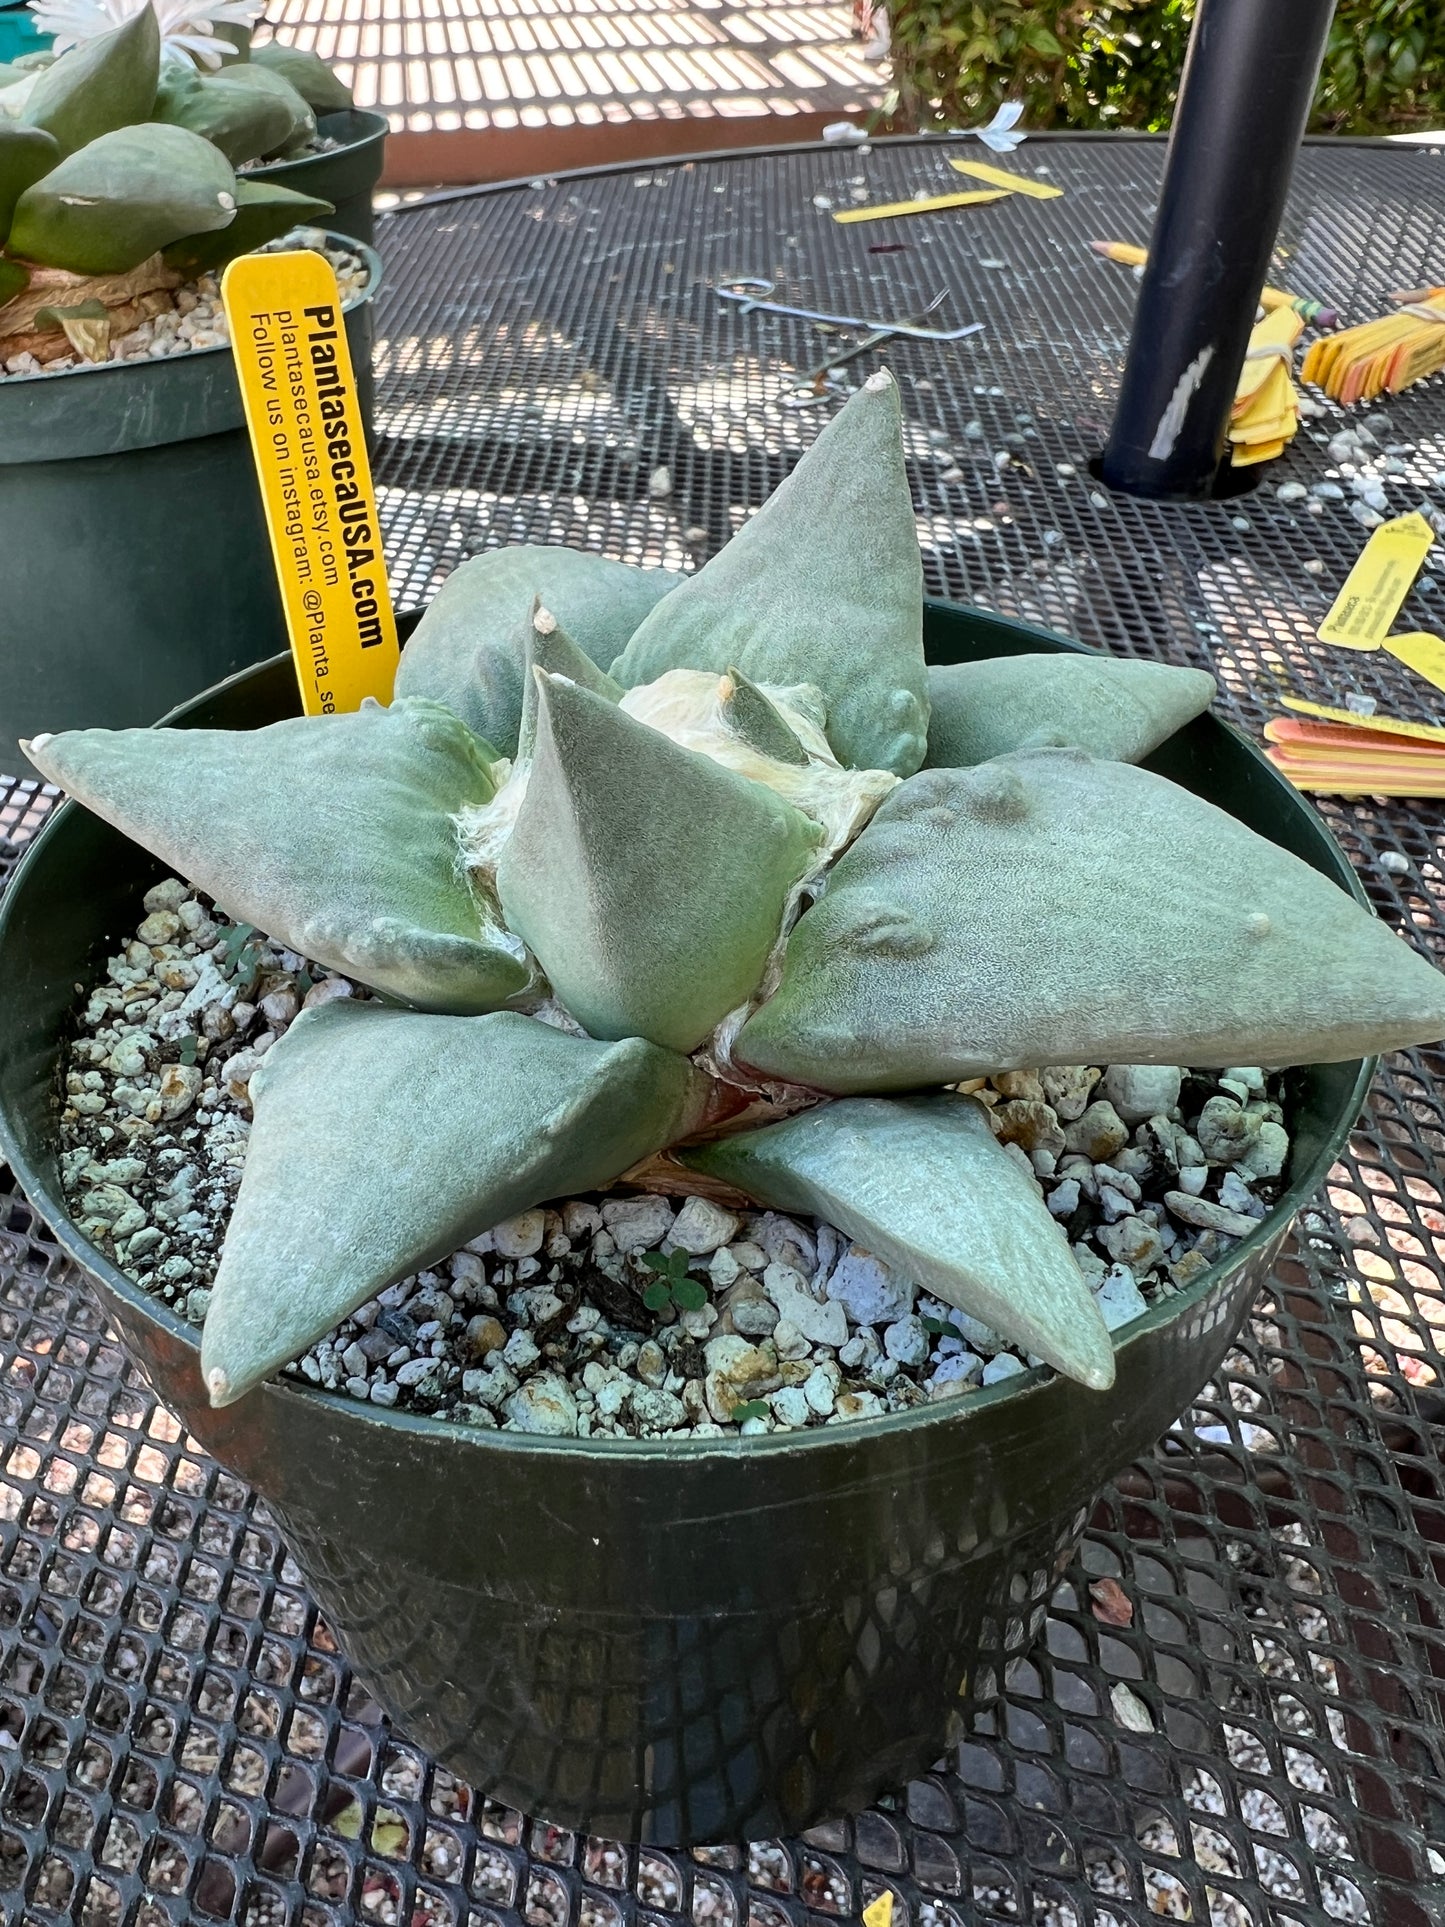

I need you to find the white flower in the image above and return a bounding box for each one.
[28,0,265,68]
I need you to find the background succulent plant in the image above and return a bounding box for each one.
[0,2,347,332]
[24,372,1445,1413]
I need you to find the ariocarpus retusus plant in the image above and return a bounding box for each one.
[25,374,1445,1409]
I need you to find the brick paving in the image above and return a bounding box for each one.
[264,0,885,140]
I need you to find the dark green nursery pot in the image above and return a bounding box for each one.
[0,604,1374,1843]
[0,237,381,781]
[253,109,388,246]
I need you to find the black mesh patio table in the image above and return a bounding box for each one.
[3,132,1445,1927]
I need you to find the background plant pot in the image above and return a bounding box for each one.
[0,603,1374,1843]
[251,109,389,247]
[0,236,382,782]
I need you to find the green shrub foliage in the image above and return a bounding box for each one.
[887,0,1445,137]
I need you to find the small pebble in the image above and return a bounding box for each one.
[770,1386,811,1429]
[1098,1215,1165,1274]
[838,1327,880,1371]
[927,1352,981,1398]
[727,1279,780,1337]
[802,1361,839,1417]
[1095,1265,1148,1330]
[825,1243,915,1325]
[668,1196,740,1255]
[1111,1683,1154,1733]
[762,1262,848,1348]
[505,1374,579,1436]
[493,1210,546,1258]
[1218,1170,1266,1219]
[1100,1064,1181,1126]
[1063,1100,1129,1162]
[502,1329,541,1374]
[883,1315,929,1367]
[602,1194,675,1254]
[632,1385,687,1431]
[1195,1095,1258,1164]
[1164,1191,1263,1239]
[981,1354,1026,1386]
[1047,1178,1081,1220]
[1098,1185,1136,1223]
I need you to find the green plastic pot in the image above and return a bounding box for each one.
[0,603,1374,1843]
[0,236,382,782]
[251,108,388,247]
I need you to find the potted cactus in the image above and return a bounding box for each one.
[3,372,1443,1839]
[19,0,385,239]
[0,3,382,777]
[245,37,386,248]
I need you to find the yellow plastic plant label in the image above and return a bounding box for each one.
[1315,511,1435,651]
[1281,695,1445,746]
[948,158,1063,198]
[862,1895,894,1927]
[1269,763,1445,798]
[834,189,1008,224]
[221,249,399,714]
[1384,630,1445,697]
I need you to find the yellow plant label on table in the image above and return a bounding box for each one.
[833,189,1008,224]
[221,249,398,714]
[948,158,1064,198]
[1383,630,1445,698]
[1281,695,1445,746]
[1315,511,1435,651]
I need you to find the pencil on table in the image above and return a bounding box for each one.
[1090,241,1338,327]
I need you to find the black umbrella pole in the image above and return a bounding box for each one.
[1100,0,1337,499]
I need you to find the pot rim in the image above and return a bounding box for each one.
[250,106,389,164]
[0,230,384,392]
[0,607,1378,1462]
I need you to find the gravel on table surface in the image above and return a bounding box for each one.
[0,230,369,380]
[55,882,1295,1439]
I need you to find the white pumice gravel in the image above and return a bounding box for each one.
[57,885,1295,1438]
[236,133,345,172]
[2,231,368,379]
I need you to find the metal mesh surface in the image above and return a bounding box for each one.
[3,133,1445,1927]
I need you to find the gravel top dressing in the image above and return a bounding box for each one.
[0,229,368,379]
[237,132,345,171]
[54,877,1293,1439]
